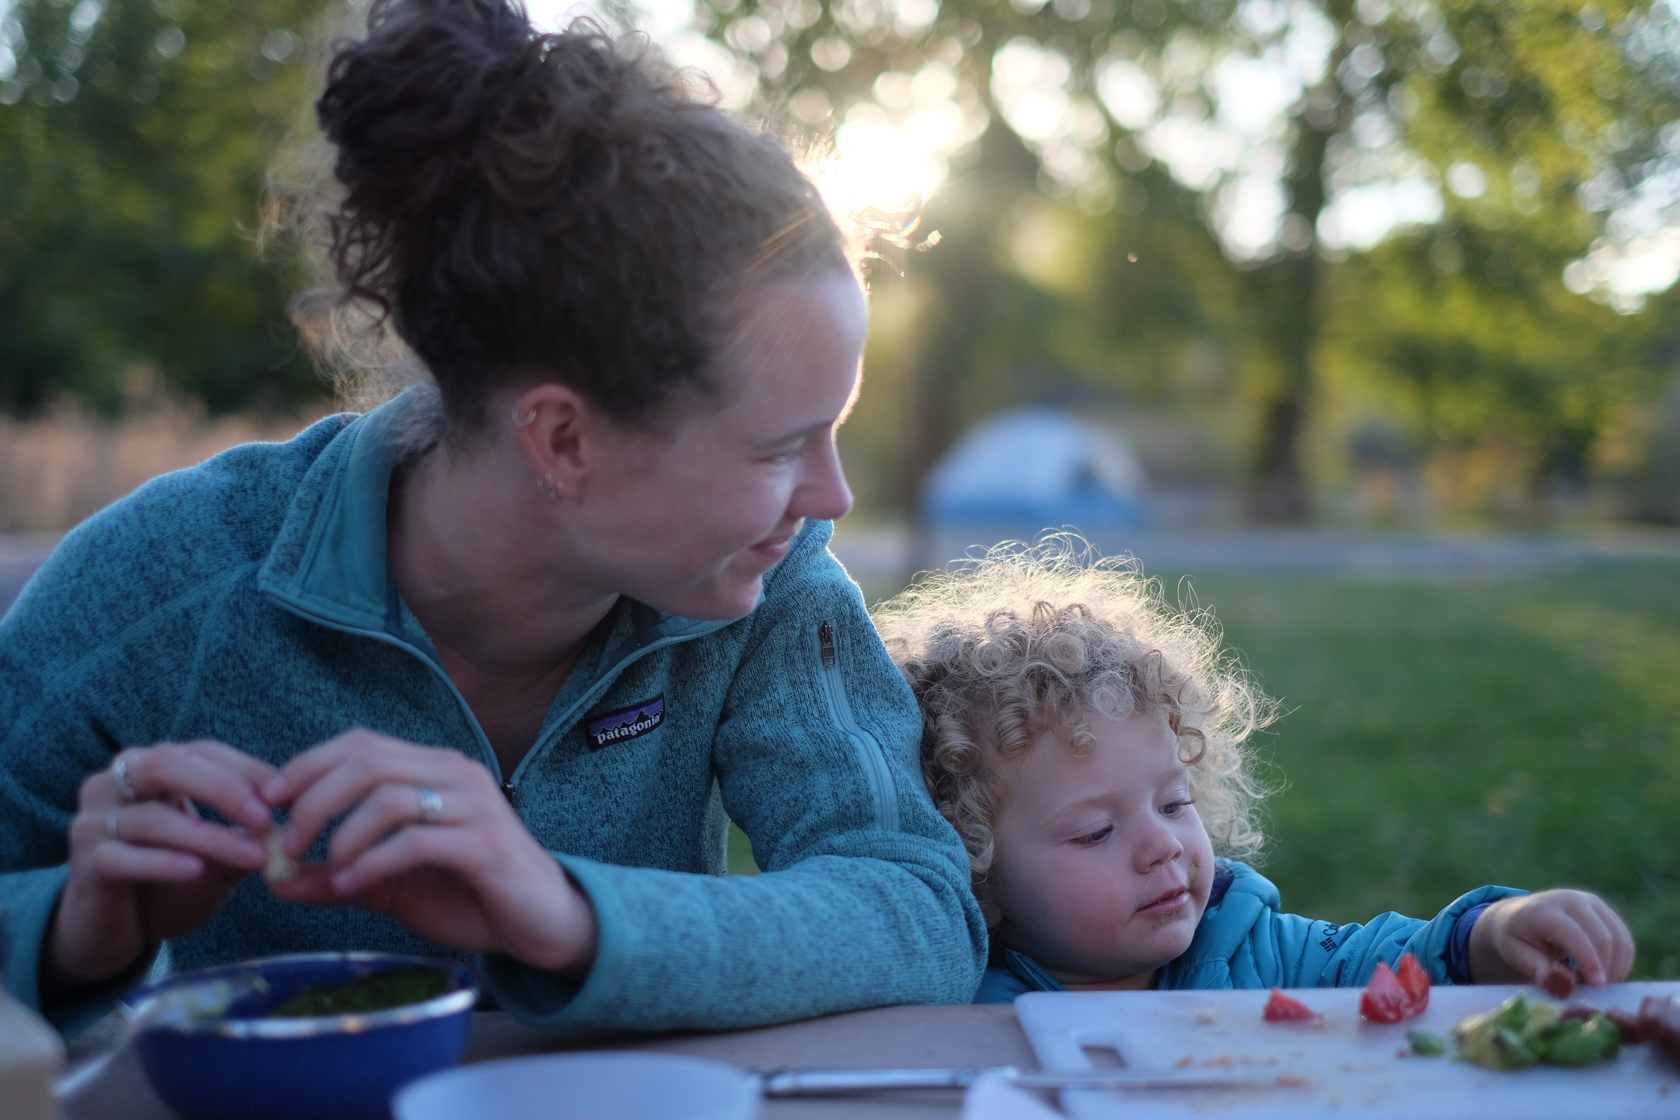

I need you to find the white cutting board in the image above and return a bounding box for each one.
[1016,982,1680,1119]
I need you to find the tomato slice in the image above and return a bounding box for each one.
[1361,962,1411,1022]
[1361,956,1429,1022]
[1395,953,1431,1010]
[1263,988,1320,1022]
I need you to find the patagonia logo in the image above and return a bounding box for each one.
[586,694,665,750]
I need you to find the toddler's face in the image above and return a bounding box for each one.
[984,709,1216,988]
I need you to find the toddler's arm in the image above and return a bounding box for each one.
[1467,889,1635,990]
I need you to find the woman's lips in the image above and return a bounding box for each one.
[748,530,797,561]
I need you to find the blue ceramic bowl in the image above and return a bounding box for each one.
[127,952,478,1120]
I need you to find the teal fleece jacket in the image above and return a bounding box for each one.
[976,860,1524,1001]
[0,394,987,1036]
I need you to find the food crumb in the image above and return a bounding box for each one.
[1204,1054,1234,1068]
[263,830,297,883]
[1276,1074,1311,1089]
[1174,1055,1194,1068]
[1395,1048,1410,1058]
[1661,1085,1672,1097]
[1194,1009,1219,1024]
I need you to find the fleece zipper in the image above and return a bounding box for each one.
[263,590,725,811]
[816,620,900,832]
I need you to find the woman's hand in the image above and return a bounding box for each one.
[46,742,276,994]
[262,730,597,974]
[1468,890,1636,992]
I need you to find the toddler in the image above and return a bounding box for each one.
[872,542,1635,1000]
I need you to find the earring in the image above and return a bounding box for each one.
[536,473,563,502]
[512,404,538,427]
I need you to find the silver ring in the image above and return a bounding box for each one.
[417,786,443,825]
[106,807,122,837]
[112,757,139,801]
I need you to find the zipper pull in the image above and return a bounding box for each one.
[819,620,837,668]
[501,781,519,810]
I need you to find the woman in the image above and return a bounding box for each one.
[0,0,984,1034]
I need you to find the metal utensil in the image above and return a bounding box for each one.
[54,972,269,1099]
[757,1065,1307,1096]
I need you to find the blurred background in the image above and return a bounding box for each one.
[1,0,1677,977]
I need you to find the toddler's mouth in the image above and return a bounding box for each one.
[1138,884,1191,916]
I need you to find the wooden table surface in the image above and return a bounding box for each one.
[61,1004,1042,1120]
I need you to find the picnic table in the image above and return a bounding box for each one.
[60,1004,1039,1120]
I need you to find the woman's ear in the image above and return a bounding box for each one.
[511,383,595,496]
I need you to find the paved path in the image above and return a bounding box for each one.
[830,524,1680,588]
[5,526,1679,619]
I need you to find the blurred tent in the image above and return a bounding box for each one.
[920,408,1147,531]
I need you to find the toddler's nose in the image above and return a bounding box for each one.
[1131,816,1184,873]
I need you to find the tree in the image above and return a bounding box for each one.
[0,0,331,415]
[696,0,1680,520]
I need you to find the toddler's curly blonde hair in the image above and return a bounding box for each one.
[871,536,1277,902]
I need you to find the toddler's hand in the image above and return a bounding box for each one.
[1468,889,1635,991]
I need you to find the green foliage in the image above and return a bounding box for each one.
[1317,0,1680,494]
[0,0,330,414]
[703,0,1680,517]
[1174,561,1680,979]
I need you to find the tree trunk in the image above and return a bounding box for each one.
[1244,25,1347,523]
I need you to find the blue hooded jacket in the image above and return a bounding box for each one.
[976,860,1524,1001]
[0,394,988,1035]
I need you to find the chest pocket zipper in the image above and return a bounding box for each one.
[817,620,900,832]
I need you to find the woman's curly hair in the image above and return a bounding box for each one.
[871,535,1278,901]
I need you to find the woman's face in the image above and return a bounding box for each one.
[554,271,865,620]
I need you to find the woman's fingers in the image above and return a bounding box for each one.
[106,743,272,832]
[328,823,482,895]
[98,801,268,872]
[91,840,205,882]
[324,782,456,869]
[263,729,412,809]
[261,731,363,806]
[274,732,479,858]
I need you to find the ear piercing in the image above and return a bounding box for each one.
[514,405,562,502]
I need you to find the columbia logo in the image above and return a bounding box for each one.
[586,695,665,750]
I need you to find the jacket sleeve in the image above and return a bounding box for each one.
[482,522,988,1029]
[0,519,193,1035]
[1244,886,1527,989]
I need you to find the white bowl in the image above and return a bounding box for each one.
[392,1052,760,1120]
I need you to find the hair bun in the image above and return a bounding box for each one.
[310,0,845,436]
[317,0,531,226]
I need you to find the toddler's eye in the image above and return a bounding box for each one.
[1161,799,1194,817]
[1072,825,1113,846]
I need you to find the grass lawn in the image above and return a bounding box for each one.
[733,559,1680,979]
[1155,560,1680,981]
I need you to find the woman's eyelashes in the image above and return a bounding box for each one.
[757,440,805,466]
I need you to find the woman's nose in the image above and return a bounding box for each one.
[793,436,853,523]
